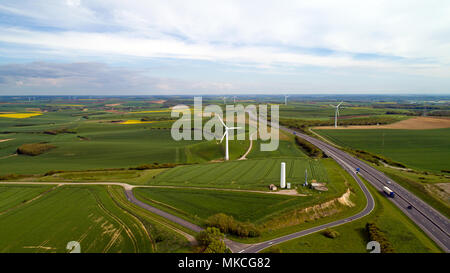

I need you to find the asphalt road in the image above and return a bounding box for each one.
[280,125,450,253]
[123,188,204,233]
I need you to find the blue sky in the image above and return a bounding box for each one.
[0,0,449,95]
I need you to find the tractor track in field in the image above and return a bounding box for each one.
[0,184,59,216]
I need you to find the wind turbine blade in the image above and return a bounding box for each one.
[215,114,227,127]
[338,101,343,107]
[219,130,227,143]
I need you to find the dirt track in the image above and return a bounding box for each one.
[315,117,450,130]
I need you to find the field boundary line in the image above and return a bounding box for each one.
[0,184,59,216]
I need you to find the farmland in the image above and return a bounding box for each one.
[0,121,249,175]
[315,128,450,172]
[148,158,329,190]
[0,184,190,253]
[0,95,449,253]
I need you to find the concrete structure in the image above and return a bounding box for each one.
[280,162,286,188]
[269,184,277,191]
[303,169,308,187]
[287,183,291,189]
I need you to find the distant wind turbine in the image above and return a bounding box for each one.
[222,96,227,105]
[284,95,289,105]
[330,101,344,128]
[216,115,241,161]
[233,96,237,104]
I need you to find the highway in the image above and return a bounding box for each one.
[279,125,450,253]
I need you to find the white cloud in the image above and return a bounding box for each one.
[0,0,449,93]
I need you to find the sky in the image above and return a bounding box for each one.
[0,0,449,95]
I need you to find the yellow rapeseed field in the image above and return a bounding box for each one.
[0,111,42,118]
[120,119,155,124]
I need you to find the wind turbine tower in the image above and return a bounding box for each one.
[216,115,241,161]
[222,96,227,105]
[280,162,286,188]
[284,95,289,106]
[330,101,344,128]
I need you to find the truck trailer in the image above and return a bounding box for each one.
[383,186,395,198]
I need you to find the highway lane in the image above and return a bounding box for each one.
[282,126,450,252]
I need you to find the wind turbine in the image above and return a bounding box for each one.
[216,115,241,161]
[330,101,344,128]
[222,96,227,105]
[284,95,289,105]
[233,96,237,104]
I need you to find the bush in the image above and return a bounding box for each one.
[366,222,394,253]
[295,136,324,158]
[206,213,261,238]
[44,170,64,176]
[129,162,182,170]
[17,143,56,156]
[322,229,340,239]
[195,227,229,253]
[0,173,21,181]
[44,128,76,135]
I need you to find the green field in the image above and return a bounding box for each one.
[278,103,389,120]
[134,187,303,224]
[262,178,442,253]
[316,128,450,172]
[1,96,448,253]
[148,158,329,190]
[0,122,249,175]
[135,158,355,224]
[0,184,190,253]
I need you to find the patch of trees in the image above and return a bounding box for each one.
[17,143,56,156]
[0,173,24,181]
[295,136,324,158]
[44,128,76,135]
[206,213,261,238]
[129,162,185,170]
[322,229,340,239]
[365,222,394,253]
[429,110,450,116]
[373,103,440,110]
[385,110,417,116]
[195,227,231,253]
